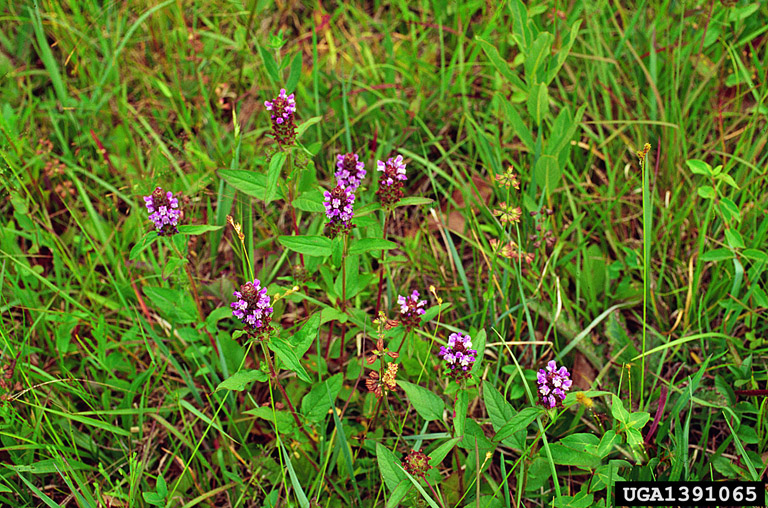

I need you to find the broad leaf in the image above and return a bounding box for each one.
[278,235,333,257]
[398,381,445,421]
[216,369,268,391]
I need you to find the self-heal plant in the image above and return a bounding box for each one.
[374,154,407,313]
[438,332,477,380]
[264,88,297,146]
[143,187,181,236]
[231,279,274,339]
[323,185,355,238]
[397,290,426,330]
[335,153,366,192]
[536,360,573,409]
[375,154,407,208]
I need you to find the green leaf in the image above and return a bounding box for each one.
[697,185,716,199]
[454,390,469,437]
[292,313,322,358]
[725,229,745,249]
[718,197,741,222]
[508,0,534,50]
[494,407,541,442]
[178,224,223,235]
[717,173,739,189]
[458,419,496,453]
[498,92,534,151]
[279,439,310,508]
[219,169,285,200]
[686,159,712,176]
[385,481,412,508]
[376,442,407,492]
[553,491,594,508]
[429,437,462,466]
[296,116,322,138]
[245,406,295,432]
[627,411,651,430]
[257,44,280,84]
[476,37,528,92]
[355,202,382,217]
[293,189,325,213]
[549,433,602,469]
[142,287,197,324]
[285,52,302,97]
[301,374,343,423]
[742,249,768,262]
[395,196,434,207]
[216,369,268,391]
[265,152,286,205]
[591,461,628,492]
[278,235,333,257]
[611,395,629,423]
[701,248,734,262]
[469,329,486,377]
[527,82,548,126]
[269,337,312,383]
[525,32,553,85]
[332,236,343,267]
[545,20,581,84]
[348,238,398,256]
[398,381,445,421]
[483,381,515,432]
[597,429,619,458]
[129,234,158,260]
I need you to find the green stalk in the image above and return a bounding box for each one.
[169,239,218,355]
[640,146,652,410]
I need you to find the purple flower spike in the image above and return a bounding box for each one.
[536,360,573,409]
[143,187,181,236]
[376,154,407,208]
[264,88,297,145]
[335,153,366,192]
[438,332,478,379]
[231,279,273,336]
[323,185,356,238]
[397,290,427,330]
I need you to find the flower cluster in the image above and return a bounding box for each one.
[529,208,556,249]
[493,202,522,224]
[366,362,398,398]
[402,449,432,478]
[376,154,407,207]
[438,332,477,378]
[264,88,297,145]
[537,360,573,409]
[495,166,520,190]
[231,279,273,336]
[323,185,355,238]
[335,153,366,192]
[490,239,535,264]
[143,187,181,236]
[397,290,426,330]
[367,336,399,365]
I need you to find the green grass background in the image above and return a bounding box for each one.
[1,0,767,506]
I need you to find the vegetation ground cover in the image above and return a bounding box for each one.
[1,0,767,506]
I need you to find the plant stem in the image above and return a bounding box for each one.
[286,151,305,268]
[640,149,650,410]
[170,240,218,355]
[424,478,446,508]
[339,233,348,361]
[375,212,390,314]
[260,342,317,452]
